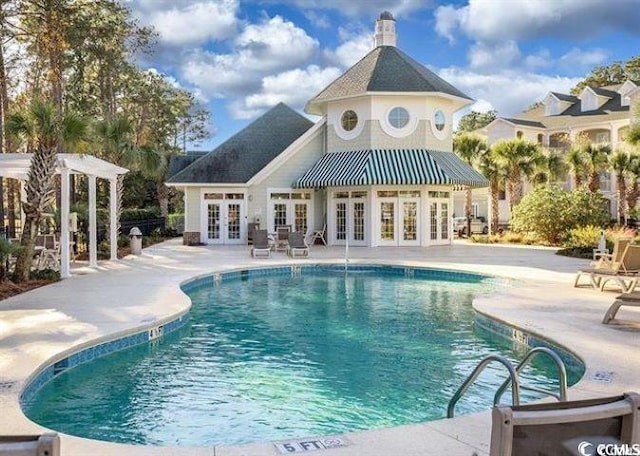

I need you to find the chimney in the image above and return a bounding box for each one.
[374,11,396,47]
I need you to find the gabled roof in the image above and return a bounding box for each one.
[502,118,546,128]
[306,46,471,114]
[167,103,313,184]
[168,151,208,179]
[549,92,578,103]
[592,87,618,99]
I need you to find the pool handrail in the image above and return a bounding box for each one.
[447,354,520,418]
[493,347,568,406]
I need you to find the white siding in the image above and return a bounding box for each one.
[184,187,201,231]
[488,121,516,145]
[248,128,325,229]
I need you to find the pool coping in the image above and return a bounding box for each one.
[1,241,638,456]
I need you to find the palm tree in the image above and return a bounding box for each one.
[610,149,631,224]
[533,149,569,186]
[453,133,488,235]
[477,148,503,234]
[7,100,87,282]
[94,115,164,235]
[565,146,586,189]
[491,138,543,211]
[628,122,640,145]
[626,153,640,216]
[581,142,611,192]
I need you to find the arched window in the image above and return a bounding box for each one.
[537,134,544,144]
[516,131,523,139]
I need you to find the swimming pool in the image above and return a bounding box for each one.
[23,265,584,446]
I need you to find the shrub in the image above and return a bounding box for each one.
[511,185,609,244]
[121,208,160,221]
[469,234,497,243]
[30,268,61,281]
[564,225,602,249]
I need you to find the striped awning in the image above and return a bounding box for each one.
[295,149,488,188]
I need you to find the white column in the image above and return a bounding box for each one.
[109,177,118,261]
[610,123,619,148]
[20,180,26,231]
[88,175,98,268]
[487,189,493,235]
[60,168,71,278]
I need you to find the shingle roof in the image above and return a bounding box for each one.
[592,87,618,98]
[502,118,546,128]
[550,92,579,103]
[306,46,471,114]
[167,103,313,184]
[168,151,207,179]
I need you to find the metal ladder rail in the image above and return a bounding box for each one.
[493,347,568,406]
[447,355,520,418]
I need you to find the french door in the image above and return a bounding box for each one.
[331,191,368,246]
[202,193,245,244]
[428,200,450,245]
[377,191,421,246]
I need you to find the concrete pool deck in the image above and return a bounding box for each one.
[0,239,638,455]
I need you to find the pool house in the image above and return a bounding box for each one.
[167,12,487,248]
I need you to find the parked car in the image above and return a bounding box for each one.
[453,216,489,236]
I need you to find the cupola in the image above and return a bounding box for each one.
[374,11,396,47]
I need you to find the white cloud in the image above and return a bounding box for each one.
[559,47,608,69]
[326,31,373,68]
[259,0,428,17]
[135,0,239,45]
[439,67,582,117]
[468,41,520,71]
[181,15,319,97]
[434,0,640,43]
[433,5,459,44]
[231,65,342,118]
[524,49,552,70]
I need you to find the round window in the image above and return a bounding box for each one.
[388,107,410,129]
[434,110,446,131]
[341,110,358,132]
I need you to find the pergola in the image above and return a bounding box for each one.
[0,154,128,278]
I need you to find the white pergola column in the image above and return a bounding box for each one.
[88,175,98,268]
[60,168,71,278]
[20,180,26,231]
[487,189,493,235]
[109,178,118,261]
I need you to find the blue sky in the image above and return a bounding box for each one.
[127,0,640,151]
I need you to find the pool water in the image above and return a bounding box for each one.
[24,267,583,446]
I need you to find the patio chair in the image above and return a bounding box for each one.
[251,229,271,258]
[591,237,632,268]
[34,234,58,270]
[287,231,309,257]
[574,244,640,292]
[275,225,291,252]
[247,222,260,245]
[308,223,327,246]
[490,392,640,456]
[0,433,60,456]
[603,291,640,324]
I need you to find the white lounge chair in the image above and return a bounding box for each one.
[308,223,327,246]
[603,292,640,324]
[574,244,640,292]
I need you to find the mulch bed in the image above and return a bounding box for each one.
[0,279,56,300]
